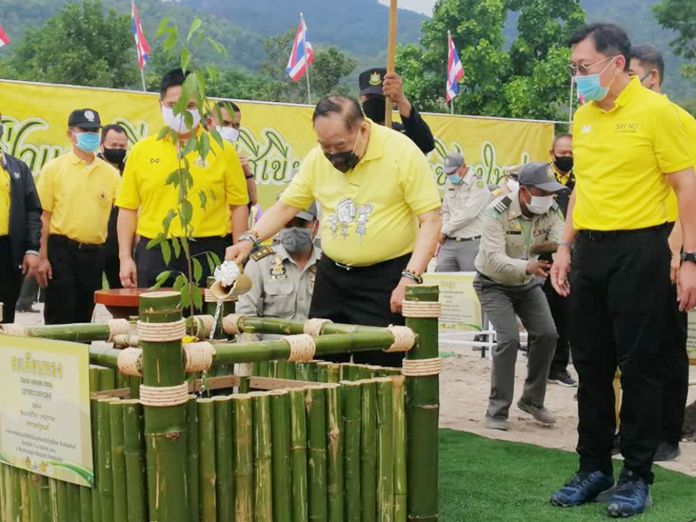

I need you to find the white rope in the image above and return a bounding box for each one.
[401,300,442,319]
[204,288,238,303]
[402,357,443,377]
[191,315,215,339]
[112,334,139,348]
[117,348,143,377]
[137,319,186,342]
[303,318,332,337]
[183,342,216,373]
[385,325,416,353]
[107,319,131,342]
[0,323,28,336]
[222,314,243,335]
[284,334,316,362]
[139,383,190,407]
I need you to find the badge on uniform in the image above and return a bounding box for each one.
[309,266,316,293]
[270,256,287,280]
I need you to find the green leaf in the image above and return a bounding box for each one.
[164,30,178,53]
[161,239,172,265]
[173,273,187,292]
[205,252,217,275]
[207,37,229,58]
[209,251,222,267]
[198,189,208,210]
[192,257,203,283]
[190,283,203,311]
[151,270,172,290]
[171,237,181,259]
[165,169,180,187]
[210,128,224,149]
[180,199,194,227]
[156,18,173,38]
[147,235,163,250]
[180,48,191,73]
[187,18,202,42]
[180,236,191,259]
[199,132,211,162]
[157,126,171,141]
[180,136,198,159]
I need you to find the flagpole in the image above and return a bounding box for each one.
[300,13,312,104]
[140,68,147,92]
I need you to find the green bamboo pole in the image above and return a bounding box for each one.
[214,395,234,521]
[90,399,100,520]
[11,466,21,522]
[325,383,343,522]
[257,361,269,377]
[341,381,361,522]
[197,398,217,522]
[316,362,328,383]
[18,471,29,522]
[66,484,81,522]
[392,376,407,522]
[97,367,116,392]
[109,401,127,522]
[376,378,395,522]
[306,385,328,522]
[276,360,290,379]
[235,317,383,336]
[252,392,273,522]
[405,285,439,522]
[56,479,68,522]
[288,388,308,522]
[97,398,114,522]
[232,394,253,520]
[186,397,200,522]
[139,291,189,522]
[2,322,114,343]
[79,486,92,522]
[27,474,45,522]
[37,476,51,522]
[122,400,147,522]
[325,364,341,384]
[270,390,291,522]
[361,380,377,522]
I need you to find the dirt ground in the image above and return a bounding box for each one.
[14,305,696,478]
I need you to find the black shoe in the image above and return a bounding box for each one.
[653,441,680,462]
[548,371,577,388]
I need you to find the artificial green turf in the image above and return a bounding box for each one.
[439,429,696,521]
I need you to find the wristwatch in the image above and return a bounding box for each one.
[401,270,423,284]
[238,231,261,252]
[680,252,696,264]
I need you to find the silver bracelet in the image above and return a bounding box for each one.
[558,240,574,249]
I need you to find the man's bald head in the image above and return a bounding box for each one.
[312,96,364,132]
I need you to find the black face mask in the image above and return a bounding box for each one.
[362,96,386,125]
[103,148,127,166]
[324,151,360,173]
[553,155,573,173]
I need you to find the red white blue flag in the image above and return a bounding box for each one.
[0,25,10,48]
[446,33,464,103]
[131,1,151,70]
[286,14,315,82]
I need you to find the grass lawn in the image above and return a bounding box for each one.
[440,429,696,521]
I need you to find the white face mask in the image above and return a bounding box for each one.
[507,179,520,192]
[526,194,555,215]
[161,105,201,134]
[217,126,240,144]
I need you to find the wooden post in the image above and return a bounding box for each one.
[385,0,398,127]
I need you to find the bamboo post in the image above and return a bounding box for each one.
[361,380,377,522]
[122,399,147,522]
[325,383,343,522]
[341,381,361,522]
[197,398,217,522]
[186,397,200,522]
[404,285,440,521]
[139,291,189,522]
[97,398,114,522]
[56,478,69,521]
[385,0,398,127]
[392,376,407,522]
[79,485,92,522]
[306,385,328,521]
[232,394,253,520]
[376,378,395,521]
[109,401,128,522]
[270,390,292,522]
[213,395,234,521]
[252,392,273,522]
[18,471,29,521]
[288,389,308,522]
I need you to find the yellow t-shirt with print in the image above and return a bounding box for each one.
[0,159,9,236]
[37,152,120,244]
[281,122,441,266]
[665,100,696,222]
[116,128,249,238]
[572,77,694,231]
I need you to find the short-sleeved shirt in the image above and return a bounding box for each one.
[37,152,120,244]
[572,77,694,231]
[281,121,441,266]
[665,100,696,222]
[116,127,249,238]
[441,174,493,239]
[0,158,9,236]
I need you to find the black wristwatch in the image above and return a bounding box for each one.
[401,270,423,284]
[680,252,696,264]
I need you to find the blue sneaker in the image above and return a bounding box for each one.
[550,471,615,507]
[605,471,652,518]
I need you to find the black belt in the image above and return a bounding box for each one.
[576,223,670,242]
[322,253,410,272]
[447,235,480,242]
[49,235,104,251]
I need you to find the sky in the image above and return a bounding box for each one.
[378,0,435,15]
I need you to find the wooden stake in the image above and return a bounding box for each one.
[385,0,398,127]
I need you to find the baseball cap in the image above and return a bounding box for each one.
[296,202,318,222]
[443,152,465,174]
[68,109,101,130]
[518,162,567,193]
[359,68,386,96]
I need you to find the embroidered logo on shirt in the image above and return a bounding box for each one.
[581,125,592,134]
[327,197,374,241]
[615,122,639,134]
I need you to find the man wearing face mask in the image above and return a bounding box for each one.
[117,69,249,289]
[98,123,128,289]
[35,109,121,324]
[236,203,320,337]
[436,152,493,272]
[549,24,696,517]
[474,163,566,432]
[359,68,435,154]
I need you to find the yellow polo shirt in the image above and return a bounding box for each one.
[37,152,120,244]
[665,100,696,222]
[572,77,694,231]
[281,121,441,266]
[0,158,9,236]
[116,128,249,238]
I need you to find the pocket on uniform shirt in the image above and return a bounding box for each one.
[265,282,295,316]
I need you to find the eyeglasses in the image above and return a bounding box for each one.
[568,55,618,76]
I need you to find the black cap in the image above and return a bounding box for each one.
[359,68,386,96]
[68,109,101,130]
[518,162,567,193]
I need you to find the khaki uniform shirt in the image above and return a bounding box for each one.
[474,191,564,286]
[441,174,493,239]
[237,244,321,326]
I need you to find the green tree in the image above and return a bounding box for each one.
[10,0,138,88]
[654,0,696,85]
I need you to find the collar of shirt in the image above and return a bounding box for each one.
[550,163,573,186]
[359,120,385,164]
[507,191,524,221]
[274,243,321,270]
[68,150,101,173]
[591,75,641,113]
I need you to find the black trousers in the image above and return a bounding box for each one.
[309,253,409,367]
[44,235,105,325]
[0,237,23,323]
[542,277,571,376]
[103,207,121,289]
[570,225,671,483]
[135,236,228,289]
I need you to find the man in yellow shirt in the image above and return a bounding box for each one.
[116,69,249,289]
[36,109,121,324]
[549,24,696,517]
[629,44,695,463]
[225,96,441,367]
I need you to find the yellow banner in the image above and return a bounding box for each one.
[0,80,554,208]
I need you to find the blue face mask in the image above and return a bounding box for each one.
[74,132,101,153]
[575,57,616,102]
[447,174,462,185]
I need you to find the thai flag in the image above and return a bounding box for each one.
[286,14,315,82]
[446,33,464,103]
[0,25,10,48]
[131,1,151,70]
